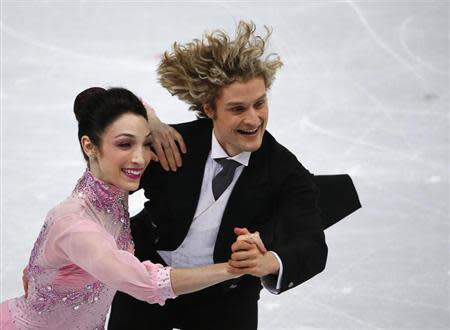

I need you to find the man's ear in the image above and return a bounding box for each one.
[80,135,98,159]
[203,104,215,120]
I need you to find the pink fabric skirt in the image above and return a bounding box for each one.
[1,300,16,329]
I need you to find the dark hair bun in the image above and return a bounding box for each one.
[74,87,106,122]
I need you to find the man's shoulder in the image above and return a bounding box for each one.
[262,131,298,162]
[257,132,315,199]
[171,118,212,137]
[259,130,311,179]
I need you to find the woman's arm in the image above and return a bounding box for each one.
[45,216,237,305]
[170,263,237,296]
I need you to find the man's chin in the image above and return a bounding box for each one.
[240,140,263,153]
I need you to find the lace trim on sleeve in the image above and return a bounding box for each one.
[142,262,176,305]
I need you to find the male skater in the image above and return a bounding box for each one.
[110,21,353,330]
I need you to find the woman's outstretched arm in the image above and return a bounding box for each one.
[44,215,238,305]
[170,263,237,296]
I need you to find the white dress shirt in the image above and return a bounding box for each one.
[158,130,283,293]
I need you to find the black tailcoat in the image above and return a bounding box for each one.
[109,119,361,330]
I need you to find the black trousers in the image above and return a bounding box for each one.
[108,287,258,330]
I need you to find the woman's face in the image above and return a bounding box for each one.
[89,113,152,191]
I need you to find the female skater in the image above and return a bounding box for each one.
[0,87,262,329]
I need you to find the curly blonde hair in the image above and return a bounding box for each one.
[157,21,283,117]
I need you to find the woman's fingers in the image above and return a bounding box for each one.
[151,127,186,172]
[236,232,267,253]
[172,128,187,154]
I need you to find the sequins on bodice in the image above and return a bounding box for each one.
[10,170,131,329]
[72,169,131,250]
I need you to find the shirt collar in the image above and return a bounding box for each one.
[210,129,251,166]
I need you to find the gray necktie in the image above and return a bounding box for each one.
[212,158,241,200]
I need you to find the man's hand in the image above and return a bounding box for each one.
[142,101,187,172]
[22,265,29,299]
[228,227,280,277]
[234,227,267,253]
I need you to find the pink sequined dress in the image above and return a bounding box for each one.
[1,170,176,329]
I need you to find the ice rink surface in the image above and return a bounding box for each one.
[1,1,448,329]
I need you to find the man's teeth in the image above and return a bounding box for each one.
[238,128,258,134]
[123,169,141,175]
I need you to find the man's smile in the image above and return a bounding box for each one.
[236,125,262,136]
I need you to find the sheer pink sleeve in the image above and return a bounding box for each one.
[43,215,176,305]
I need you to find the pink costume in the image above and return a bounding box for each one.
[1,170,176,329]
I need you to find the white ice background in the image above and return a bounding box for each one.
[1,1,448,329]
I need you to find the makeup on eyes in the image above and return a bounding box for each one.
[114,138,134,148]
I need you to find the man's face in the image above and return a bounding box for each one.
[205,77,268,156]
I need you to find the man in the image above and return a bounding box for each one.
[109,21,358,330]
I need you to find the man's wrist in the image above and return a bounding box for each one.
[265,251,280,276]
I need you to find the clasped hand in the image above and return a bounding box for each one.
[228,227,280,277]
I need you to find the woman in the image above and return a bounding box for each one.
[1,87,263,329]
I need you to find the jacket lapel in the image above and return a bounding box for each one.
[166,122,213,237]
[213,140,270,262]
